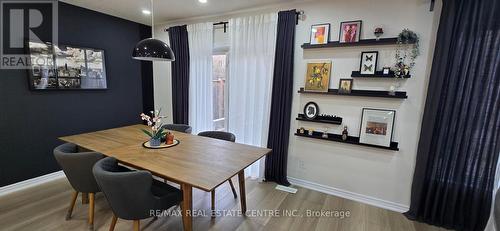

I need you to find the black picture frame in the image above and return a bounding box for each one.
[339,20,362,43]
[338,79,353,94]
[359,108,396,147]
[26,41,108,91]
[309,23,331,45]
[303,102,319,120]
[359,51,378,75]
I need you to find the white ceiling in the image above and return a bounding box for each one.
[61,0,298,25]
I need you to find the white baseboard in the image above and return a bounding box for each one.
[0,170,65,197]
[288,176,409,213]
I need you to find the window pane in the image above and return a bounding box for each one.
[213,55,226,131]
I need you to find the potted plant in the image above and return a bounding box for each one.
[140,110,167,147]
[394,29,420,78]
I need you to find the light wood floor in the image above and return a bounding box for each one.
[0,177,447,231]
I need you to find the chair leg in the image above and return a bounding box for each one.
[133,220,140,231]
[88,193,95,230]
[211,190,215,218]
[82,192,89,204]
[109,214,118,231]
[228,179,238,198]
[66,191,79,220]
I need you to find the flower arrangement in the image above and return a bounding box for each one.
[374,27,383,40]
[394,29,420,78]
[140,110,167,146]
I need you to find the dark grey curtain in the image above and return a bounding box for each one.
[168,25,190,124]
[405,0,500,230]
[139,26,154,114]
[265,10,297,186]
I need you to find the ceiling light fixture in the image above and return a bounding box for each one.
[142,9,151,15]
[199,0,207,3]
[132,0,175,62]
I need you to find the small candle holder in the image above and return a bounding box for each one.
[374,27,383,41]
[322,130,329,138]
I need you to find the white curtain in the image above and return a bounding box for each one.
[485,155,500,231]
[227,13,278,179]
[188,22,214,134]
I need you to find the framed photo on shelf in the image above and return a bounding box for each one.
[382,67,391,75]
[338,79,353,94]
[305,61,331,92]
[339,20,362,43]
[359,108,396,147]
[303,102,319,120]
[309,24,330,45]
[359,51,378,75]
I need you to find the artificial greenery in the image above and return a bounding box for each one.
[140,109,167,140]
[141,126,166,140]
[394,29,420,78]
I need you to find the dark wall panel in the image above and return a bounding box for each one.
[0,2,152,186]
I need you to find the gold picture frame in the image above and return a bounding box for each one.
[305,61,331,92]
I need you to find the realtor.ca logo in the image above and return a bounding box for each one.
[1,0,58,69]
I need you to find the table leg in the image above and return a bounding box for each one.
[238,171,247,215]
[181,184,193,231]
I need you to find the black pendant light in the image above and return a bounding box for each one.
[132,0,175,61]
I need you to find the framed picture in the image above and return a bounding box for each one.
[382,67,391,75]
[310,24,330,45]
[303,102,319,120]
[359,51,378,75]
[359,108,396,147]
[84,48,107,89]
[339,20,362,43]
[27,41,107,90]
[27,41,58,90]
[338,79,353,94]
[305,61,331,92]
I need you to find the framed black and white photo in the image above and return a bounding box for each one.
[359,108,395,147]
[359,51,378,75]
[310,24,330,45]
[27,41,107,90]
[303,102,319,120]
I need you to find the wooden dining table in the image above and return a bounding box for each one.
[59,124,272,231]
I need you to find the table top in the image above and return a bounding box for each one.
[59,124,271,191]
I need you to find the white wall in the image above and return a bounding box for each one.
[153,0,442,211]
[153,25,173,124]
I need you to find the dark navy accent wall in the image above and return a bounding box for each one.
[0,2,153,186]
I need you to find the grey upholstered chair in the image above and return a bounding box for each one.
[53,143,103,230]
[161,124,192,134]
[197,131,237,216]
[93,157,183,231]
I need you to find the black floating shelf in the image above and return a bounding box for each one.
[351,71,411,79]
[296,114,342,125]
[301,37,414,49]
[294,129,399,151]
[298,87,407,99]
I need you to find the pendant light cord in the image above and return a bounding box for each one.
[151,0,155,38]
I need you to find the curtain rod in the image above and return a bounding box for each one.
[163,10,304,33]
